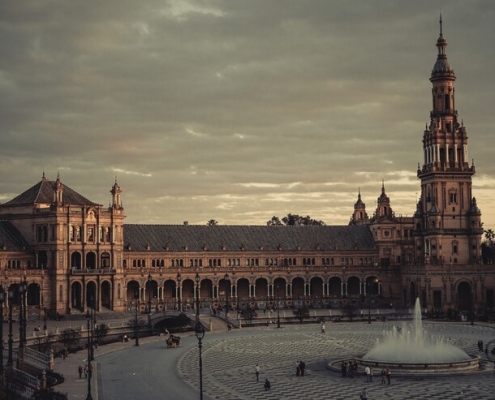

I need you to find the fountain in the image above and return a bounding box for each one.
[328,298,481,375]
[362,298,472,364]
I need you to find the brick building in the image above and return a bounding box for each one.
[0,23,491,320]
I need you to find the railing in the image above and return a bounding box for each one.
[71,268,116,275]
[5,367,39,399]
[24,347,51,370]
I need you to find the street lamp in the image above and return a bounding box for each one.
[195,321,205,400]
[195,273,200,320]
[177,273,182,312]
[19,280,28,348]
[0,287,4,378]
[85,310,93,400]
[224,273,230,322]
[276,284,281,329]
[134,288,140,347]
[147,274,152,328]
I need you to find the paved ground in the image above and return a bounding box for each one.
[52,320,495,400]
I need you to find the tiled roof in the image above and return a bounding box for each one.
[2,179,99,207]
[0,221,31,251]
[123,224,376,253]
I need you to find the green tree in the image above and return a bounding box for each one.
[267,214,326,226]
[60,328,81,352]
[206,219,218,226]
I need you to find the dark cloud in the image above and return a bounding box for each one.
[0,0,494,227]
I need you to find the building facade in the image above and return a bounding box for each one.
[0,24,491,320]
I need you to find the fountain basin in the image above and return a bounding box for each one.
[328,355,482,376]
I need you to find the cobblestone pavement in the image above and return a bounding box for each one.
[176,322,495,400]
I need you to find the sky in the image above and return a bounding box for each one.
[0,0,494,229]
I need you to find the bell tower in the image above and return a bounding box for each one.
[415,17,483,266]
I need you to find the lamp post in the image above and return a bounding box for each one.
[7,289,14,370]
[85,310,93,400]
[195,273,200,319]
[177,273,182,312]
[147,274,152,328]
[134,289,140,346]
[276,284,281,329]
[90,296,96,361]
[0,287,4,379]
[19,280,28,348]
[195,272,205,400]
[224,273,230,322]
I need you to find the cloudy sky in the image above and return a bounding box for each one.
[1,0,494,229]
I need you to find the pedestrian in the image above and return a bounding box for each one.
[299,360,306,376]
[264,379,271,391]
[360,388,369,400]
[478,340,484,352]
[321,322,326,333]
[296,361,300,376]
[380,367,386,384]
[78,365,83,379]
[386,367,391,385]
[364,365,370,382]
[84,365,88,379]
[341,362,347,378]
[255,364,260,382]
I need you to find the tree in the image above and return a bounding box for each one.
[342,302,359,321]
[206,219,218,226]
[60,328,81,351]
[293,304,310,324]
[267,214,326,226]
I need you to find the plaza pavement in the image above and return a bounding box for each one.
[49,319,495,399]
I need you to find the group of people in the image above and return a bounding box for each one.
[77,364,92,379]
[341,360,359,378]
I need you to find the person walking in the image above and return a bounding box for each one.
[364,365,370,382]
[386,367,391,385]
[299,360,306,376]
[264,379,271,391]
[255,364,260,382]
[380,367,386,384]
[321,322,326,333]
[78,365,83,379]
[296,361,300,376]
[360,388,369,400]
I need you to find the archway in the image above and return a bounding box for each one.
[27,283,40,306]
[101,281,111,309]
[347,276,360,297]
[457,281,472,312]
[86,252,96,269]
[37,251,48,269]
[328,277,341,297]
[71,281,82,311]
[71,252,82,269]
[86,281,97,308]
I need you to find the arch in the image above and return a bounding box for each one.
[273,277,286,298]
[457,281,472,312]
[101,281,112,309]
[71,252,82,269]
[71,281,83,311]
[126,281,140,303]
[347,276,360,297]
[255,278,269,298]
[310,276,323,297]
[86,281,97,308]
[86,252,96,269]
[292,277,305,297]
[27,283,41,306]
[365,276,380,295]
[101,252,111,268]
[328,277,341,297]
[37,251,48,269]
[237,278,250,299]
